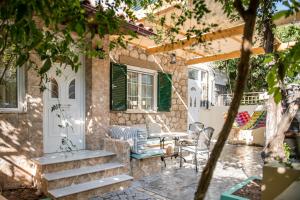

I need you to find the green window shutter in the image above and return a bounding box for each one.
[110,63,127,111]
[157,72,172,112]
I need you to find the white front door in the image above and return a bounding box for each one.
[188,79,202,125]
[43,64,85,153]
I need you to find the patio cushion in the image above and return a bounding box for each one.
[131,149,164,159]
[147,122,163,137]
[109,125,147,154]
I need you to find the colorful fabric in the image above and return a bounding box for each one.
[242,111,267,130]
[235,111,251,127]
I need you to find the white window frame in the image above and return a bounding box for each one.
[0,66,26,113]
[126,65,157,113]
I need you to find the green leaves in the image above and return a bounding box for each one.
[272,10,291,20]
[265,38,300,104]
[16,53,28,67]
[276,25,300,43]
[39,58,51,75]
[266,67,276,88]
[273,87,282,104]
[263,54,274,64]
[1,0,146,82]
[75,22,85,36]
[266,65,281,104]
[215,55,269,92]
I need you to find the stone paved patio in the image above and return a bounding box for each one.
[92,144,263,200]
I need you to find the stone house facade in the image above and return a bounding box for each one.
[0,36,188,190]
[110,45,188,132]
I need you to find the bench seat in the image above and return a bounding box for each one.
[130,149,164,159]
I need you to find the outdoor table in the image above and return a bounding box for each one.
[148,132,189,166]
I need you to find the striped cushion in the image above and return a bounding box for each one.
[109,125,147,154]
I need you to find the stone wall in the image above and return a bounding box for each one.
[109,45,188,132]
[130,157,162,179]
[0,66,43,189]
[0,40,189,190]
[85,36,111,150]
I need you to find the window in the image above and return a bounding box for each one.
[127,71,139,110]
[188,69,199,80]
[0,64,24,112]
[127,66,157,111]
[199,70,208,108]
[141,74,154,110]
[68,79,75,99]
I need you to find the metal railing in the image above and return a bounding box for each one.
[216,92,265,106]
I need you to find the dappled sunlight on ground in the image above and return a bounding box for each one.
[132,144,263,200]
[92,144,263,200]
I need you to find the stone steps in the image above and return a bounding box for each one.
[48,174,133,200]
[43,162,124,181]
[32,150,133,199]
[44,162,126,190]
[33,150,116,173]
[32,150,115,165]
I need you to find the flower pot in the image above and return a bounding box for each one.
[220,176,261,200]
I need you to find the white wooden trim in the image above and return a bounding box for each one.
[0,66,26,113]
[80,55,86,150]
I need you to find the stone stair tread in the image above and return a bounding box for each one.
[32,150,115,165]
[48,174,133,198]
[43,162,124,181]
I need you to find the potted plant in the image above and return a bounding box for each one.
[221,176,262,200]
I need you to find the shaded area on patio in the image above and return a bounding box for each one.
[93,144,263,200]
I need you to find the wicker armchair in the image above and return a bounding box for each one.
[179,123,214,172]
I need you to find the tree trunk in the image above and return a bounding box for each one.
[194,1,260,199]
[263,91,300,162]
[261,1,278,154]
[265,97,282,145]
[260,0,296,162]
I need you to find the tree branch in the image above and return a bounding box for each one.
[233,0,246,19]
[193,0,260,199]
[0,54,14,84]
[247,0,260,14]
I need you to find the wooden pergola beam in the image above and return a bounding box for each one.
[146,24,245,54]
[147,19,187,36]
[137,5,178,23]
[186,47,265,65]
[183,49,205,57]
[185,42,295,65]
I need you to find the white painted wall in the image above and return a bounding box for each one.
[197,105,258,139]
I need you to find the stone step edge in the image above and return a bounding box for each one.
[48,174,133,198]
[32,150,115,165]
[43,162,124,181]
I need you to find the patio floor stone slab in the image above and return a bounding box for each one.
[91,144,263,200]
